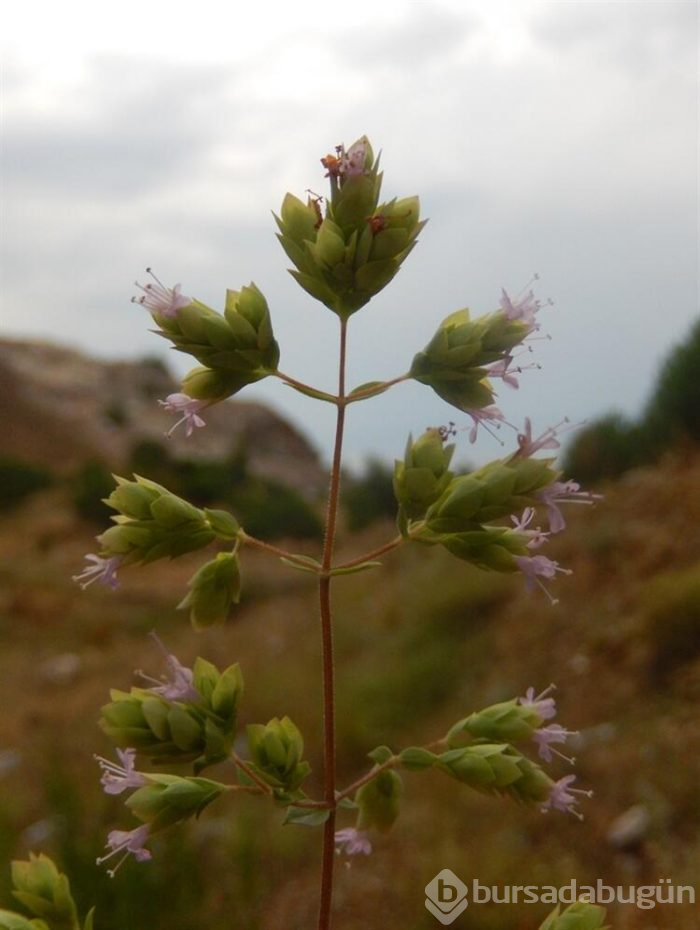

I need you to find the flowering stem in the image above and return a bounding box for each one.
[317,317,348,930]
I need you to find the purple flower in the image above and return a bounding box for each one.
[334,827,372,856]
[542,775,593,821]
[519,685,557,721]
[536,480,602,534]
[72,554,121,590]
[515,554,572,605]
[465,405,505,443]
[95,748,148,796]
[511,508,549,549]
[97,824,152,876]
[137,632,200,702]
[533,724,577,764]
[500,287,542,330]
[158,393,207,438]
[132,269,191,318]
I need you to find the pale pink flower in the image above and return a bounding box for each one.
[486,356,520,389]
[465,405,505,443]
[158,393,207,438]
[72,554,121,590]
[533,724,577,764]
[97,824,152,876]
[95,748,148,795]
[334,827,372,856]
[519,684,557,721]
[516,417,566,458]
[132,268,191,318]
[542,775,593,821]
[137,632,200,702]
[510,508,549,549]
[515,554,572,605]
[500,287,542,330]
[536,480,602,534]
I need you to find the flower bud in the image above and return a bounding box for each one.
[246,717,311,794]
[125,773,227,832]
[97,475,236,567]
[393,428,455,528]
[8,854,80,929]
[178,552,242,630]
[355,770,403,833]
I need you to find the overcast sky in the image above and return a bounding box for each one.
[2,0,697,470]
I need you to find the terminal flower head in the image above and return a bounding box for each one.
[334,827,372,857]
[158,393,207,438]
[73,553,121,590]
[519,684,557,721]
[97,825,152,876]
[95,748,148,795]
[132,268,191,319]
[542,775,593,821]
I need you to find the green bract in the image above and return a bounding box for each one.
[126,774,227,832]
[393,428,455,531]
[539,902,610,930]
[447,699,544,746]
[98,475,236,566]
[151,284,279,383]
[410,307,530,412]
[438,744,553,804]
[355,769,403,833]
[100,659,243,773]
[5,854,88,930]
[178,551,242,630]
[246,716,311,795]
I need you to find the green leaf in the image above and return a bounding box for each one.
[282,806,330,827]
[279,555,322,575]
[367,745,394,764]
[399,747,438,771]
[329,561,382,577]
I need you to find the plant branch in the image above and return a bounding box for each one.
[333,535,403,571]
[233,755,274,796]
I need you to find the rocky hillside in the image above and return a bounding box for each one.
[0,339,325,496]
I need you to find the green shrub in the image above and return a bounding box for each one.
[642,563,700,683]
[234,478,323,540]
[642,317,700,446]
[343,459,396,531]
[0,458,52,512]
[71,460,115,523]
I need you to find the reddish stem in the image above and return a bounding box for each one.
[317,318,348,930]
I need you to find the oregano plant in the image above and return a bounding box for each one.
[1,137,607,930]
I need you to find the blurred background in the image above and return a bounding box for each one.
[1,1,698,928]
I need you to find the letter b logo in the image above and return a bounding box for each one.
[425,870,469,924]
